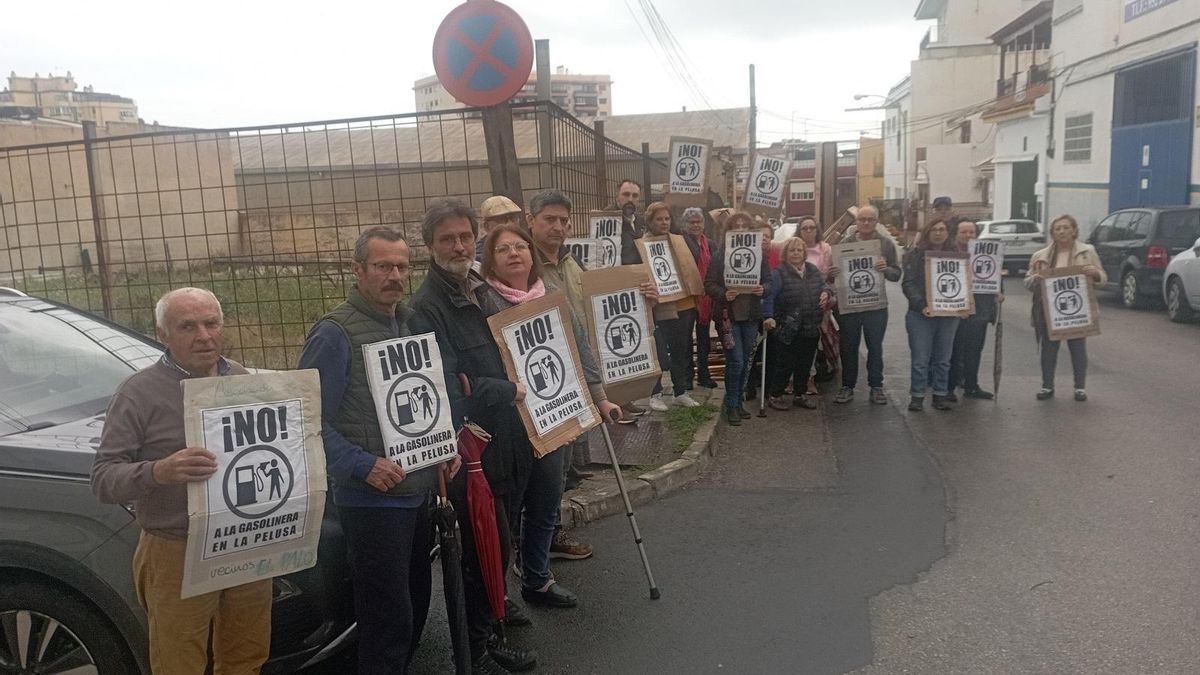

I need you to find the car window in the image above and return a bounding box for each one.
[1108,213,1136,240]
[1092,214,1118,244]
[0,302,160,432]
[1127,212,1151,239]
[989,223,1017,235]
[1157,210,1200,245]
[1012,221,1039,234]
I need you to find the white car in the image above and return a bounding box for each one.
[1163,235,1200,322]
[974,219,1046,274]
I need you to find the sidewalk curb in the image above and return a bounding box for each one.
[560,392,727,529]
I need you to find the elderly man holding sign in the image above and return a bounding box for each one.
[91,287,272,674]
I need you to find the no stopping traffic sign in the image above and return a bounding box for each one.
[432,0,535,108]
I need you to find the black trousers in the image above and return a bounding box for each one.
[340,501,433,675]
[1040,336,1088,389]
[448,473,512,661]
[655,308,697,396]
[691,315,714,384]
[768,333,820,398]
[949,318,989,391]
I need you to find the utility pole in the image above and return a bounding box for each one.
[748,64,757,157]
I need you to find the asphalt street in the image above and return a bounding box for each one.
[311,280,1199,675]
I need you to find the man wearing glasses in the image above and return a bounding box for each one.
[828,205,902,405]
[298,225,457,674]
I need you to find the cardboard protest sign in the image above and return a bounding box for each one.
[582,266,660,405]
[637,234,703,304]
[969,239,1005,295]
[565,238,606,269]
[667,136,712,204]
[740,154,793,218]
[833,239,887,314]
[363,333,458,474]
[723,230,764,289]
[924,252,974,316]
[1041,266,1101,340]
[182,370,326,598]
[588,211,623,268]
[487,292,600,457]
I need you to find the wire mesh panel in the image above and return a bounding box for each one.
[1,104,664,368]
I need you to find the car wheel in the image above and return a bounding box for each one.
[1121,271,1145,309]
[1166,278,1196,323]
[0,578,137,675]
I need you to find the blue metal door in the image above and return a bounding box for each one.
[1109,50,1196,212]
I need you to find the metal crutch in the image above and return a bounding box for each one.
[599,421,661,599]
[757,331,768,417]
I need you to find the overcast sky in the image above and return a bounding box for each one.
[1,0,929,144]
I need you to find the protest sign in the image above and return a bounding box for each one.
[832,239,887,314]
[637,234,703,303]
[924,252,974,316]
[969,239,1005,295]
[740,154,793,218]
[363,332,458,474]
[1041,266,1101,340]
[583,266,660,405]
[723,230,763,289]
[667,136,712,204]
[182,370,326,598]
[488,292,600,457]
[565,238,606,269]
[588,211,623,268]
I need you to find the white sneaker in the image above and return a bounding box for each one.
[647,394,669,412]
[674,393,701,408]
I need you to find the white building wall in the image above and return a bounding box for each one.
[993,112,1049,221]
[1045,0,1200,236]
[884,84,911,200]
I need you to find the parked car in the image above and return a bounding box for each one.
[1163,235,1200,322]
[0,289,354,674]
[974,219,1046,274]
[1088,206,1200,309]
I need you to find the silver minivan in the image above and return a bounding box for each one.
[974,219,1047,274]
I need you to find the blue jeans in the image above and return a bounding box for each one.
[723,320,760,409]
[510,446,566,591]
[905,310,960,397]
[839,307,889,389]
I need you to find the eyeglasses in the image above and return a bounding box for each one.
[494,242,530,255]
[437,232,476,247]
[857,217,878,224]
[800,225,818,231]
[370,262,410,275]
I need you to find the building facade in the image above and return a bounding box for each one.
[1046,0,1200,234]
[0,72,138,126]
[414,67,613,118]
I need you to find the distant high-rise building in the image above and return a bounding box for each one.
[0,72,138,126]
[413,66,613,118]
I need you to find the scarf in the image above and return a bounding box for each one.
[486,276,546,305]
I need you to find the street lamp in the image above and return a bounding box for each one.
[846,94,907,214]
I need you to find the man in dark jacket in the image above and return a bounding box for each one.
[298,226,457,675]
[610,178,649,419]
[948,219,1000,400]
[407,199,538,675]
[829,205,903,405]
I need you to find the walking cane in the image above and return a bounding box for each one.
[599,420,661,600]
[757,332,768,417]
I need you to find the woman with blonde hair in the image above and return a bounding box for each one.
[762,236,831,410]
[1024,214,1106,401]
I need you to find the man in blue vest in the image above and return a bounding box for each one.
[298,225,458,675]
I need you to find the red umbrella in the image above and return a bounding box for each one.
[456,374,506,623]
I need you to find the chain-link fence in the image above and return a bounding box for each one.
[0,102,667,368]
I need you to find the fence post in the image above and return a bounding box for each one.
[82,121,113,319]
[593,120,608,208]
[641,142,653,203]
[482,102,525,205]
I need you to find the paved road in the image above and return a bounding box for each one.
[311,281,1199,674]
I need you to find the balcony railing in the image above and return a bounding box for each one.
[997,61,1052,99]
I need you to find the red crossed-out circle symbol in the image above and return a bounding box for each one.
[432,1,535,108]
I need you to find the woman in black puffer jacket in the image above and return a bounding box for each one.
[762,237,831,410]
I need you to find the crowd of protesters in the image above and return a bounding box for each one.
[90,179,1100,675]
